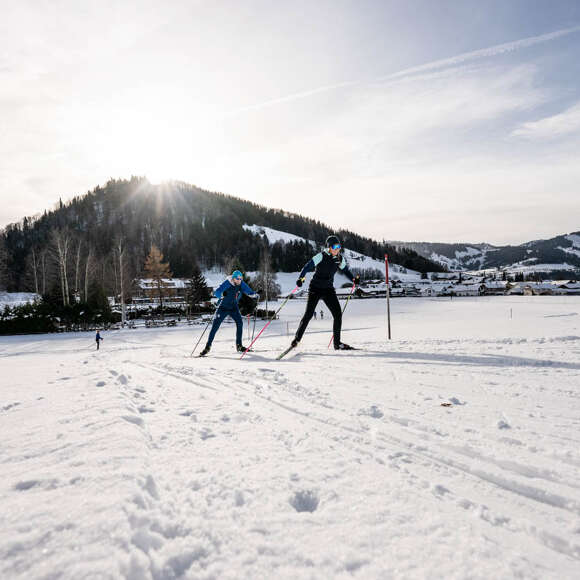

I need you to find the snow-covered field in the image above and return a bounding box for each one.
[1,296,580,579]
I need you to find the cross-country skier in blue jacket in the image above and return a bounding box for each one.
[199,270,259,356]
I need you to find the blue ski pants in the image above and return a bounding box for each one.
[206,307,243,347]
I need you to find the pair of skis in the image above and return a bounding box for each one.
[275,342,358,360]
[195,281,358,360]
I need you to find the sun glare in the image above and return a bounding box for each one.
[101,94,223,186]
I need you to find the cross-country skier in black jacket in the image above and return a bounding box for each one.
[291,235,359,350]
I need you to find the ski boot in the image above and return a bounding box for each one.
[334,342,355,351]
[199,345,211,357]
[237,344,253,353]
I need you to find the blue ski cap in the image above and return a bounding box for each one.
[232,270,243,280]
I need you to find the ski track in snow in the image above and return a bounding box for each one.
[1,297,580,579]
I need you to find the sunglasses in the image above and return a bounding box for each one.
[330,243,341,250]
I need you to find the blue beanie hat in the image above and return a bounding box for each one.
[232,270,243,280]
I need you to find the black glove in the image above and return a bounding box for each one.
[222,289,228,297]
[353,274,360,286]
[296,278,304,288]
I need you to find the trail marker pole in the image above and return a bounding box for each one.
[385,254,392,340]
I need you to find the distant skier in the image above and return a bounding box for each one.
[95,330,103,350]
[320,309,324,320]
[313,311,317,320]
[199,270,259,356]
[291,235,359,350]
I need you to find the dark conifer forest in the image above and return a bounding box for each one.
[0,176,443,295]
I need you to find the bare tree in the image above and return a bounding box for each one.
[73,238,83,302]
[84,246,94,302]
[253,248,281,315]
[30,246,40,294]
[114,237,129,325]
[50,229,72,306]
[0,236,8,291]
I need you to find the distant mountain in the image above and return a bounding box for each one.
[0,177,442,293]
[393,233,580,277]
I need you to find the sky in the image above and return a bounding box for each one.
[1,0,580,245]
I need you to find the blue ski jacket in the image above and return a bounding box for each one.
[214,276,257,310]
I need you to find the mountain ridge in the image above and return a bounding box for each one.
[391,232,580,275]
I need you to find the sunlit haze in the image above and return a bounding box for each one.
[1,0,580,244]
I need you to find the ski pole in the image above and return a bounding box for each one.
[240,286,299,359]
[190,298,222,357]
[327,281,357,349]
[251,302,257,342]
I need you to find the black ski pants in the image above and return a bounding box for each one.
[295,287,342,346]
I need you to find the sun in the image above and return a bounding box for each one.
[103,96,221,186]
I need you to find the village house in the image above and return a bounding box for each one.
[481,281,511,295]
[520,282,562,296]
[554,281,580,295]
[450,283,484,297]
[136,278,188,302]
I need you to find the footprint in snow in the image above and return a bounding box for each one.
[290,489,320,513]
[357,405,384,419]
[122,415,144,427]
[200,428,215,440]
[432,484,451,497]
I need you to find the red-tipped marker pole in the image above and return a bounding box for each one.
[385,254,391,340]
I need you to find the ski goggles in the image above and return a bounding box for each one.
[330,243,341,250]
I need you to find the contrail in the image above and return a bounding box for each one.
[225,25,580,116]
[382,24,580,81]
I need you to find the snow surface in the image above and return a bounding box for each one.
[566,234,580,249]
[2,296,580,579]
[243,224,317,249]
[508,262,578,274]
[0,292,39,308]
[559,235,580,259]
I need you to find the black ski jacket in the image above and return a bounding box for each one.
[299,250,355,290]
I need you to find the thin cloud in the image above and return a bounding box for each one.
[511,101,580,139]
[227,25,580,116]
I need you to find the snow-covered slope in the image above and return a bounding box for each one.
[398,231,580,274]
[244,224,422,282]
[0,292,39,308]
[1,297,580,579]
[242,224,317,248]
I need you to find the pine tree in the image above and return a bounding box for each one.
[186,264,211,311]
[143,245,172,317]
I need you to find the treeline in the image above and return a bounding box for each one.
[0,177,444,297]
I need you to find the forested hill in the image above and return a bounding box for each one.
[1,177,443,292]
